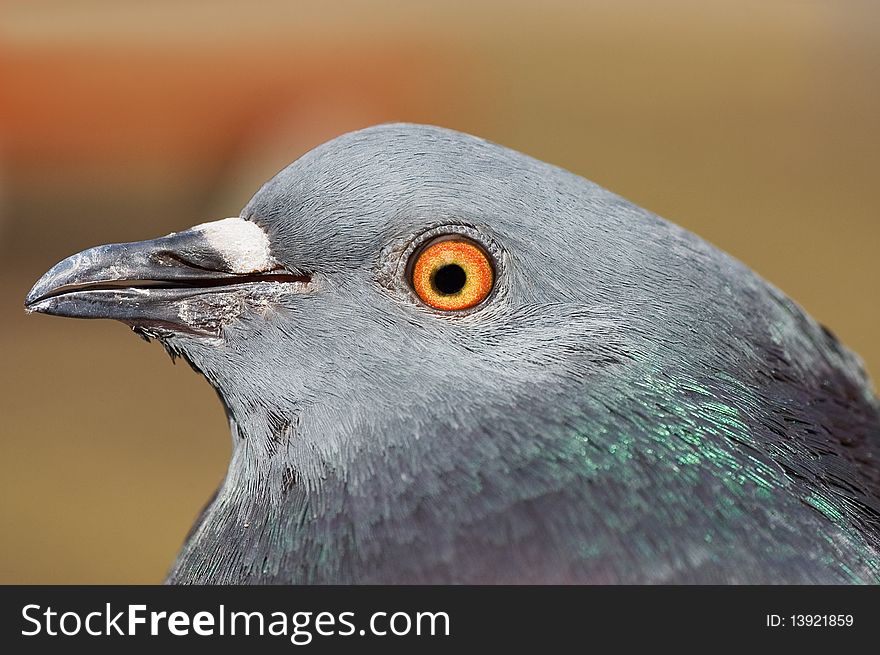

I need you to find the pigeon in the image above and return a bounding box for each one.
[25,123,880,584]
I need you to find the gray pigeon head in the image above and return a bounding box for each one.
[26,124,880,583]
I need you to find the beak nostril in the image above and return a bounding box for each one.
[151,249,225,272]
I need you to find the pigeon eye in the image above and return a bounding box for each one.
[410,236,494,311]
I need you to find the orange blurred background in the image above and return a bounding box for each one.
[1,1,877,583]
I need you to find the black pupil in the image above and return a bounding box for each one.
[432,264,467,295]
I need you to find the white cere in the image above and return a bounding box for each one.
[190,217,277,274]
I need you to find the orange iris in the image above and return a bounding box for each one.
[411,237,494,311]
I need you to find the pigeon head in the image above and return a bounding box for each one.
[26,124,650,485]
[25,124,880,583]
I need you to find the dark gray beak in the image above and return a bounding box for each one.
[25,217,307,336]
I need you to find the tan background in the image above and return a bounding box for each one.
[1,1,877,583]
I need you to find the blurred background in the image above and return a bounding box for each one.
[1,1,877,583]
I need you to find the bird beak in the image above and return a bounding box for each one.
[24,217,308,336]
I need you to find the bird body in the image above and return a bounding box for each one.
[27,124,880,583]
